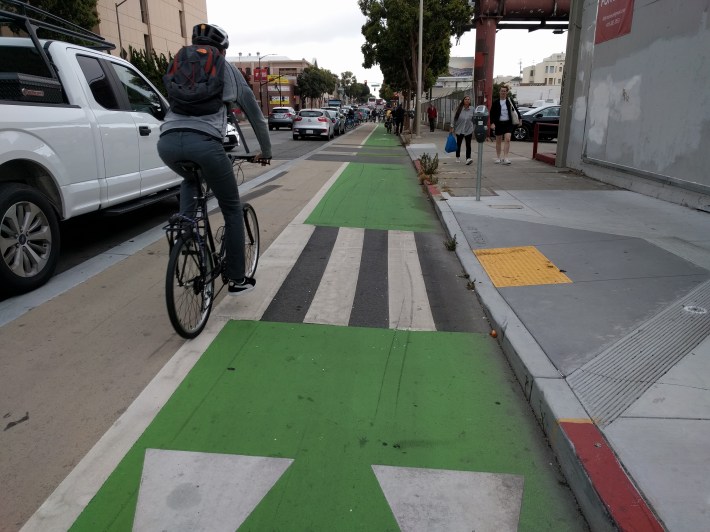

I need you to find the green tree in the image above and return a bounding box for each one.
[128,46,172,97]
[340,71,355,95]
[297,66,337,108]
[379,83,395,102]
[349,82,369,102]
[27,0,100,32]
[359,0,472,104]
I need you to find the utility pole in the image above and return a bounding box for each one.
[415,0,423,137]
[257,53,276,114]
[115,0,129,59]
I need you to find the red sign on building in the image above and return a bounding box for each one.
[595,0,635,44]
[253,67,269,82]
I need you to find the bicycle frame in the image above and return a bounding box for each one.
[164,174,226,293]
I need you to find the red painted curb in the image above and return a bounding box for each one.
[560,421,664,532]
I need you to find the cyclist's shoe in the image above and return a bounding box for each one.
[228,277,255,296]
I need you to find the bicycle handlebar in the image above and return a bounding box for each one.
[228,154,271,166]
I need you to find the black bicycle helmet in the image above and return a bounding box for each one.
[192,23,229,50]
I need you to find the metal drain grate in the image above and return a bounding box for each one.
[568,279,710,427]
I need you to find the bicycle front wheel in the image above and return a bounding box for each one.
[165,234,214,338]
[242,203,260,277]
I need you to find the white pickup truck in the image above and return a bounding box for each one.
[0,2,181,295]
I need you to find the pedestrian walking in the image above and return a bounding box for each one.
[489,84,519,165]
[449,95,474,165]
[427,103,438,132]
[394,104,405,135]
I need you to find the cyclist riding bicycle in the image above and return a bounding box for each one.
[157,23,271,296]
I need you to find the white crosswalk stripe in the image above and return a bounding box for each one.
[304,227,364,326]
[388,230,435,330]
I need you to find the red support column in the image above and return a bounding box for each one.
[473,16,498,109]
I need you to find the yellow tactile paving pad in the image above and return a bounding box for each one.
[473,246,572,287]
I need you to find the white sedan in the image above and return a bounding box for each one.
[292,109,334,140]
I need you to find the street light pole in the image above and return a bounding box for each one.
[415,0,423,137]
[256,53,277,114]
[115,0,129,59]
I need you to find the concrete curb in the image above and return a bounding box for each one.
[405,146,663,532]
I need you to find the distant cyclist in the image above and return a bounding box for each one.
[158,23,271,295]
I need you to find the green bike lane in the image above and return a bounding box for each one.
[70,125,586,530]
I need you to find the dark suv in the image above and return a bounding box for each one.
[513,105,560,141]
[268,107,296,130]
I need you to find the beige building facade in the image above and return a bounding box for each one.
[521,52,565,86]
[95,0,207,58]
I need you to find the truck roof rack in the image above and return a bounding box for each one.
[0,0,115,51]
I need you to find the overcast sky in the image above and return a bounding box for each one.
[206,0,568,83]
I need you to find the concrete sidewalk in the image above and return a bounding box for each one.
[406,126,710,531]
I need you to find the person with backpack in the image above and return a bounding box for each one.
[157,23,271,296]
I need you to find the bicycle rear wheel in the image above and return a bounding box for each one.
[165,234,214,338]
[242,203,260,277]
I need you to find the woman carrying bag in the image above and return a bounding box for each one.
[449,95,475,165]
[489,84,519,165]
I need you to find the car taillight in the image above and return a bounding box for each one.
[295,116,302,121]
[286,113,292,117]
[318,117,329,122]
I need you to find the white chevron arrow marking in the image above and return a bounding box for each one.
[133,449,293,532]
[372,465,524,532]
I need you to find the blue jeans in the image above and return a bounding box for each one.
[157,130,246,280]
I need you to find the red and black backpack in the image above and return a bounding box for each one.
[163,44,225,116]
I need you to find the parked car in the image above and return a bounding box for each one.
[223,121,239,151]
[268,106,296,130]
[321,107,345,135]
[513,104,560,141]
[292,109,334,140]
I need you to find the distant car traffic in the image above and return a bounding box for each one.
[268,106,297,130]
[357,107,370,121]
[321,107,345,135]
[293,109,334,140]
[513,104,560,141]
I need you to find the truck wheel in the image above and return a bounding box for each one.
[0,184,60,295]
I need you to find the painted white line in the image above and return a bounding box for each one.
[388,230,435,331]
[373,465,524,532]
[304,227,364,326]
[133,450,293,532]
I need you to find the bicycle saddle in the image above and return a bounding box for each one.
[176,160,201,173]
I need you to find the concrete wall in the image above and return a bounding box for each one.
[561,0,710,209]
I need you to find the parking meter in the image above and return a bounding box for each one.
[473,105,489,143]
[472,105,489,201]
